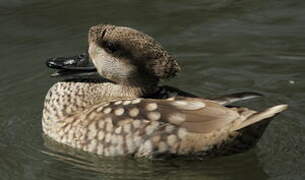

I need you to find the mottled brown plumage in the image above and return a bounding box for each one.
[42,24,287,158]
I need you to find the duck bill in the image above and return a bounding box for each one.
[46,53,98,77]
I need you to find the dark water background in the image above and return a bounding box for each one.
[0,0,305,179]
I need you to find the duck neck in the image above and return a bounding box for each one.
[119,78,159,97]
[101,81,159,99]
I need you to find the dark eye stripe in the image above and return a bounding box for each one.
[105,42,118,53]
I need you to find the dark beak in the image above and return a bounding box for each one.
[46,53,98,77]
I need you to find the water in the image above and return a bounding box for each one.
[0,0,304,179]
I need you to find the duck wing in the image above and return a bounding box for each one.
[89,97,286,134]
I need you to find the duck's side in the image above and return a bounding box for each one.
[42,81,287,158]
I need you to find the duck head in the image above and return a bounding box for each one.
[88,24,180,87]
[47,24,180,88]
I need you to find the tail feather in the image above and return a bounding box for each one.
[233,104,288,131]
[212,92,263,105]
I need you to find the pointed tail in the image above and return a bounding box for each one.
[233,104,288,131]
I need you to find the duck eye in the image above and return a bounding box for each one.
[104,42,118,53]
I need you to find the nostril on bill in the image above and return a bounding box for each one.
[46,57,63,69]
[63,59,76,66]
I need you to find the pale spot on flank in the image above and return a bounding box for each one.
[98,131,105,140]
[123,100,131,105]
[88,112,97,120]
[151,120,159,127]
[87,124,97,140]
[152,135,161,144]
[132,120,141,128]
[167,135,177,146]
[142,140,152,153]
[88,139,97,152]
[129,108,139,117]
[58,130,64,137]
[171,100,205,111]
[146,103,158,111]
[167,97,175,101]
[131,98,141,104]
[114,108,124,116]
[158,141,168,153]
[66,107,73,114]
[96,106,104,112]
[177,128,187,138]
[168,113,186,125]
[172,100,188,106]
[147,112,161,121]
[105,133,112,143]
[114,101,122,105]
[103,107,112,114]
[137,140,153,157]
[115,126,122,134]
[165,124,175,133]
[145,125,155,135]
[97,145,104,155]
[88,122,96,131]
[102,103,110,107]
[83,145,88,152]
